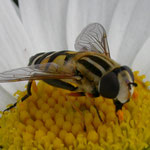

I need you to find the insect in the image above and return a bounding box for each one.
[0,23,137,117]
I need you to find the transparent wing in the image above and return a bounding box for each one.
[0,63,80,83]
[74,23,110,58]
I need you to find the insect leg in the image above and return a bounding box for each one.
[3,81,32,112]
[113,100,124,122]
[86,93,102,122]
[69,100,86,131]
[90,98,102,122]
[68,92,85,97]
[113,100,123,112]
[21,81,32,102]
[3,102,17,112]
[93,105,102,121]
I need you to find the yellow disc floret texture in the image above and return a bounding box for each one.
[0,71,150,150]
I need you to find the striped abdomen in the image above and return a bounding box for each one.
[28,51,78,91]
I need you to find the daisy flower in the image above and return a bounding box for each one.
[0,0,150,149]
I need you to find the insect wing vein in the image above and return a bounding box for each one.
[74,23,110,58]
[0,63,79,82]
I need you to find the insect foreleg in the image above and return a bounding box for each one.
[70,100,86,131]
[3,102,17,112]
[93,105,102,122]
[90,98,102,122]
[3,81,32,112]
[113,99,124,122]
[113,100,123,112]
[21,81,32,102]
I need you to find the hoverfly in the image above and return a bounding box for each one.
[0,23,137,116]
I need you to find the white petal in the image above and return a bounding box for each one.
[67,0,118,50]
[19,0,68,51]
[0,0,33,99]
[132,37,150,77]
[0,85,16,111]
[0,0,33,70]
[108,0,138,60]
[115,0,150,66]
[11,0,21,19]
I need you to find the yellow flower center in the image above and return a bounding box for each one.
[0,71,150,150]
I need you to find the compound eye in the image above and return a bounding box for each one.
[121,66,134,81]
[99,72,119,98]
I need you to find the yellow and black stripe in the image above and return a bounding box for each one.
[74,52,119,96]
[28,50,78,91]
[28,51,119,96]
[76,53,118,79]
